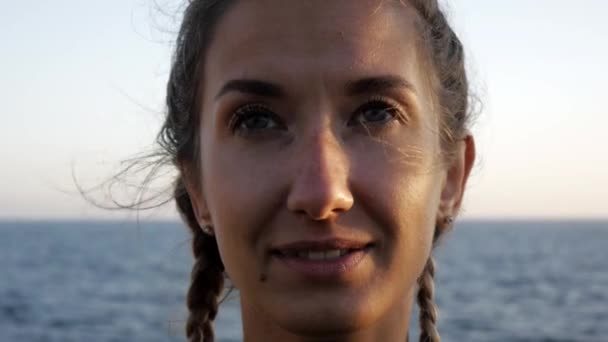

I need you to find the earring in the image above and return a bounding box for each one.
[201,224,214,236]
[443,216,454,227]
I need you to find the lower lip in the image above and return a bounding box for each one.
[274,248,371,279]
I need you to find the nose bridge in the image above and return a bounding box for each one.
[287,123,354,220]
[307,126,347,185]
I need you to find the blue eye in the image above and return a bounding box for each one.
[349,100,401,126]
[230,104,284,132]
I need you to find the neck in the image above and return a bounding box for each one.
[241,289,415,342]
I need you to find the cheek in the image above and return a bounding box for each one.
[391,172,439,267]
[351,135,441,276]
[201,143,284,283]
[374,170,440,298]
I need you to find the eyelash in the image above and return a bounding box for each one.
[228,97,407,133]
[348,96,407,127]
[229,104,284,133]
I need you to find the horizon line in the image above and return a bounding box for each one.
[1,217,607,224]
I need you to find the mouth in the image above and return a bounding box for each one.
[273,247,372,261]
[271,239,373,259]
[269,239,374,279]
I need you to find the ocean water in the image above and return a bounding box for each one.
[1,220,606,342]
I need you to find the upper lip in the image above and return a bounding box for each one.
[271,238,373,254]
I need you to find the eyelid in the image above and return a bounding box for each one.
[229,103,267,126]
[353,95,410,124]
[229,103,284,132]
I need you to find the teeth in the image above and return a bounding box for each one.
[295,249,350,260]
[309,251,326,260]
[324,250,341,259]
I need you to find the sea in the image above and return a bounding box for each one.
[1,220,606,342]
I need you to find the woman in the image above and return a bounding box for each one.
[159,0,476,341]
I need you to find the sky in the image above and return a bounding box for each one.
[0,0,606,220]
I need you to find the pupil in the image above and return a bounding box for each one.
[246,115,269,129]
[364,109,388,122]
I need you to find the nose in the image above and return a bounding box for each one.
[286,128,354,221]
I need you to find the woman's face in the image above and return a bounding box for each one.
[189,0,469,338]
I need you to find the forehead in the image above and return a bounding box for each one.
[204,0,427,96]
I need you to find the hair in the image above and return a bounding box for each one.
[155,1,472,341]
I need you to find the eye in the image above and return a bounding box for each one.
[348,99,404,126]
[230,104,285,133]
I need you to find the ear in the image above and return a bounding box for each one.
[181,162,212,232]
[438,134,476,221]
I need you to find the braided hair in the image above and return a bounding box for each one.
[159,2,234,340]
[174,180,224,342]
[406,3,470,339]
[155,1,471,341]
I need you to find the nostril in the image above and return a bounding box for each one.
[294,207,351,222]
[287,184,354,220]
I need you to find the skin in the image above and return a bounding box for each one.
[185,1,475,341]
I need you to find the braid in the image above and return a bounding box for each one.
[406,2,469,339]
[160,3,235,341]
[175,179,224,342]
[410,3,468,335]
[416,256,440,342]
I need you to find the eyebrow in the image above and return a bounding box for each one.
[215,79,285,100]
[214,75,415,100]
[346,75,416,96]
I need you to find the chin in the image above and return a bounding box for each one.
[272,295,378,337]
[279,313,367,338]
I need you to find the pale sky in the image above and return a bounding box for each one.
[1,0,606,220]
